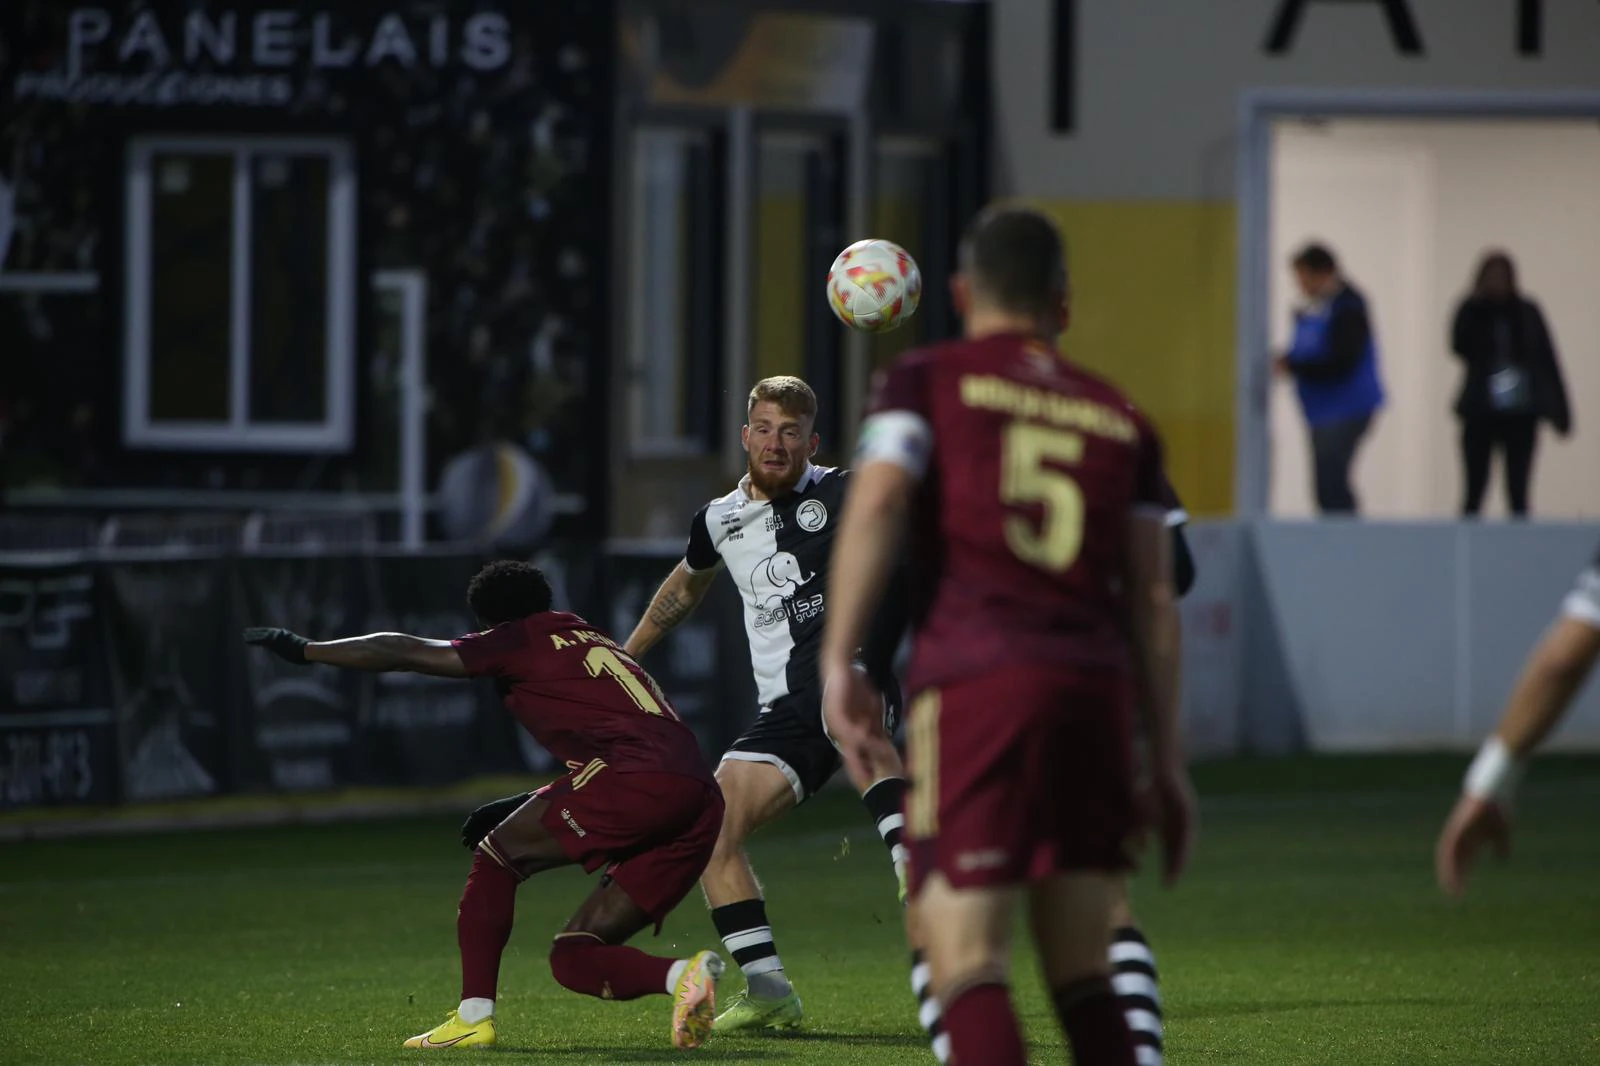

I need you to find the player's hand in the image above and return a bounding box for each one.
[1435,793,1511,898]
[242,627,311,665]
[822,660,888,788]
[461,792,534,849]
[1141,761,1196,887]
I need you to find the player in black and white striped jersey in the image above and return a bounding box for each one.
[619,375,915,1036]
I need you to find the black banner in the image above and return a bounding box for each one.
[231,554,366,793]
[354,554,506,786]
[0,562,117,809]
[0,546,759,811]
[101,557,232,801]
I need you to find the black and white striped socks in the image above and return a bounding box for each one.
[910,949,952,1063]
[908,926,1165,1065]
[861,777,910,875]
[1111,925,1165,1066]
[711,899,792,1001]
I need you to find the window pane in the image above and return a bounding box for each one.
[870,148,935,374]
[754,136,811,384]
[248,154,329,423]
[148,153,233,422]
[632,130,693,443]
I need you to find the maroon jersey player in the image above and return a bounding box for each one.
[821,205,1194,1066]
[243,561,727,1052]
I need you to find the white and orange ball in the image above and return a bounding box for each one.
[825,239,922,333]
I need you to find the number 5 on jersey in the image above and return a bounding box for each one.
[1001,422,1085,573]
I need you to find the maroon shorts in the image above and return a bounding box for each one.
[904,665,1135,894]
[537,762,724,931]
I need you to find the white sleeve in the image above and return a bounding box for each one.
[855,410,933,481]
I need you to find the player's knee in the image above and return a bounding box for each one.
[933,958,1009,1005]
[547,934,604,997]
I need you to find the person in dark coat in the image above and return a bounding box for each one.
[1450,252,1571,518]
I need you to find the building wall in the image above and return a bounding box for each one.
[992,0,1600,515]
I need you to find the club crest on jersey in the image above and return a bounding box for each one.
[795,499,828,532]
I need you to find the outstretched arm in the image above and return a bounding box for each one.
[820,461,914,784]
[243,626,468,678]
[623,562,720,659]
[1436,613,1600,897]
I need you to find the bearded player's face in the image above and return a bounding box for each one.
[742,401,818,498]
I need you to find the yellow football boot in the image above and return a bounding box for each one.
[403,1009,496,1050]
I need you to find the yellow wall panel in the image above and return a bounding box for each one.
[1036,200,1237,516]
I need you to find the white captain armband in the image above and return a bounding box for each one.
[855,410,933,481]
[1463,736,1525,806]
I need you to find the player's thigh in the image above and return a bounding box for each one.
[713,757,797,850]
[608,783,725,933]
[561,876,654,945]
[481,793,574,878]
[565,781,721,945]
[1534,612,1600,681]
[916,871,1017,995]
[1027,871,1120,988]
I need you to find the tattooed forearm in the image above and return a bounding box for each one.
[648,590,696,631]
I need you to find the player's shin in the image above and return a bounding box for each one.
[1112,926,1165,1066]
[861,776,911,883]
[942,977,1027,1066]
[548,933,675,1000]
[457,849,520,1022]
[711,898,793,1000]
[1053,976,1138,1066]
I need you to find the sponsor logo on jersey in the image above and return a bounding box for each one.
[750,551,814,609]
[753,592,825,630]
[560,808,586,837]
[796,499,828,532]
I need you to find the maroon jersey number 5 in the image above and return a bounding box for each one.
[1000,421,1088,573]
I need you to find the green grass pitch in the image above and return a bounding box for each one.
[3,756,1597,1065]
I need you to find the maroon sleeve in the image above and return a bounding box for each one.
[866,351,933,419]
[451,621,529,679]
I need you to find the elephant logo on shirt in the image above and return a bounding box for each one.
[750,551,815,609]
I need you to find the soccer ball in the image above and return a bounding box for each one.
[826,239,922,333]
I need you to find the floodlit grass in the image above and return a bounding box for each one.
[3,756,1597,1064]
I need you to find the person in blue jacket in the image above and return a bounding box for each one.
[1276,244,1385,514]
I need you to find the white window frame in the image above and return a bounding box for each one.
[626,126,711,458]
[123,135,357,451]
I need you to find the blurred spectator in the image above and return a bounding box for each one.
[1450,251,1571,519]
[1276,243,1386,516]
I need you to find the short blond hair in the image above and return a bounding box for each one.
[747,376,817,421]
